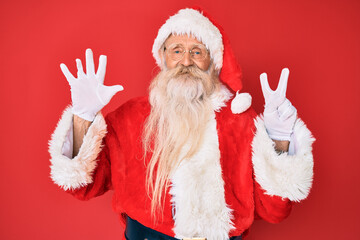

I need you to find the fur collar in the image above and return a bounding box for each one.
[210,84,233,112]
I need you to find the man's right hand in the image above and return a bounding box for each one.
[60,48,124,122]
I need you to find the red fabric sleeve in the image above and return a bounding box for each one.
[246,108,293,223]
[253,166,293,223]
[64,117,115,201]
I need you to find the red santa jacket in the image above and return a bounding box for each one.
[50,92,313,237]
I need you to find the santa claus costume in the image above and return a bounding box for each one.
[49,8,315,240]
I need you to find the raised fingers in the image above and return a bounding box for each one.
[276,68,289,97]
[85,48,95,75]
[96,55,107,83]
[260,72,273,97]
[76,59,86,79]
[60,63,76,84]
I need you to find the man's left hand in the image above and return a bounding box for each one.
[260,68,297,143]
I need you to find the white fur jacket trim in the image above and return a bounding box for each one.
[210,84,233,111]
[252,116,315,202]
[170,111,235,240]
[48,106,107,190]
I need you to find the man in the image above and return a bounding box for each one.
[49,8,314,240]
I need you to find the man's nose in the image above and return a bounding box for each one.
[180,51,193,67]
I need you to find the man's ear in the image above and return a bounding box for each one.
[159,49,164,66]
[158,49,166,69]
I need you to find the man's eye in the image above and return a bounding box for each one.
[192,48,202,55]
[171,48,183,54]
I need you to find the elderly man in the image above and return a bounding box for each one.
[49,8,314,240]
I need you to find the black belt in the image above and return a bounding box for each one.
[125,216,242,240]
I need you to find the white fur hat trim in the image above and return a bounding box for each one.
[231,92,252,114]
[152,8,224,70]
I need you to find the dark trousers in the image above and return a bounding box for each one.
[125,216,242,240]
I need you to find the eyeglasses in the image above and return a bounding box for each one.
[164,43,209,62]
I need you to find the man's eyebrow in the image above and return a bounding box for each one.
[191,44,206,48]
[167,43,206,49]
[167,43,184,48]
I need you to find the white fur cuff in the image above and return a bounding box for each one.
[252,116,315,202]
[48,106,107,190]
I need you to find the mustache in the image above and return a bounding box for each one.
[168,65,207,79]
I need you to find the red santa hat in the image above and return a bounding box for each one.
[152,7,252,114]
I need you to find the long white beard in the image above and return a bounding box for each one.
[143,64,220,217]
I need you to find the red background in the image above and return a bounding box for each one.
[0,0,359,239]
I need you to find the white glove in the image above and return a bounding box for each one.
[60,48,123,121]
[260,68,297,141]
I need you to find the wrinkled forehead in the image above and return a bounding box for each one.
[164,33,205,48]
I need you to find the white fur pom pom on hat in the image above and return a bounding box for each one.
[152,8,224,71]
[231,92,252,114]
